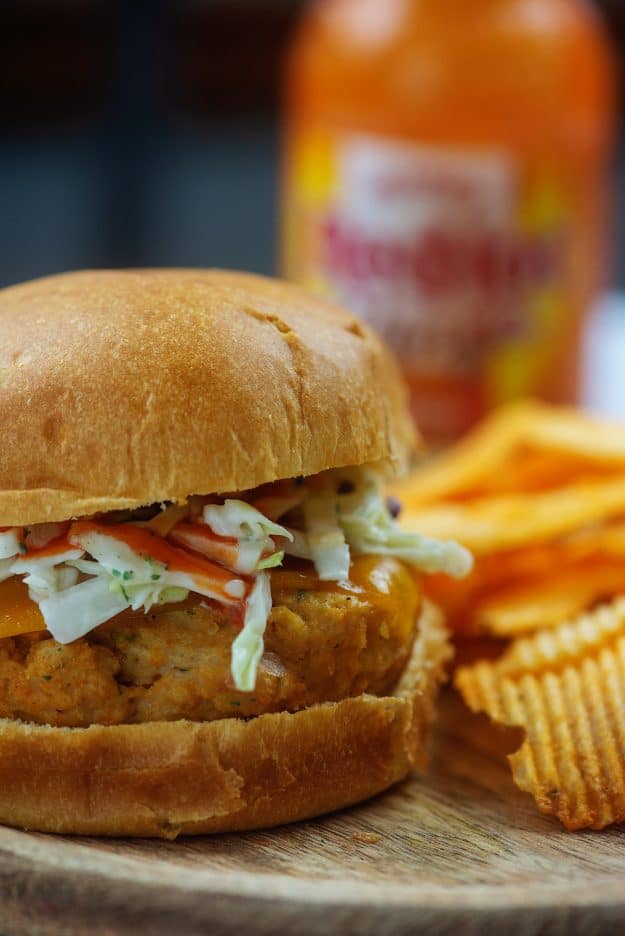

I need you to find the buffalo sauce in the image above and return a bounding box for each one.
[69,520,248,601]
[271,554,422,623]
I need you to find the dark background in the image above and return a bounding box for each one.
[1,0,624,290]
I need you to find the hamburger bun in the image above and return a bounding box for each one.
[0,269,416,527]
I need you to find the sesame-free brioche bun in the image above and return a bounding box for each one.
[0,601,449,838]
[0,269,417,527]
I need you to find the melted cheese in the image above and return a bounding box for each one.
[0,579,46,638]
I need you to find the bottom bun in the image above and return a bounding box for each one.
[0,601,450,838]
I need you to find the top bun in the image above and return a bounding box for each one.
[0,269,417,525]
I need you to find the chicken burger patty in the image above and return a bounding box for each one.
[0,556,421,727]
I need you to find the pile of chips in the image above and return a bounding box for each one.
[396,400,625,830]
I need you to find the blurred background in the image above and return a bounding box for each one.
[1,0,303,283]
[1,0,624,432]
[3,0,624,284]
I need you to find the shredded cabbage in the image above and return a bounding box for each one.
[70,529,241,608]
[230,572,273,691]
[256,550,285,571]
[0,529,21,560]
[39,575,130,644]
[336,472,473,579]
[284,468,472,581]
[302,496,350,581]
[203,499,293,573]
[33,528,252,645]
[12,548,83,598]
[0,557,15,584]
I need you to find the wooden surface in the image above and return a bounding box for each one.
[1,693,625,936]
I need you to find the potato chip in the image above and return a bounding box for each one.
[563,521,625,560]
[468,542,574,588]
[426,524,625,632]
[425,544,585,634]
[455,599,625,830]
[402,477,625,555]
[462,450,599,499]
[528,408,625,466]
[471,561,625,636]
[394,400,541,507]
[394,400,625,507]
[427,556,625,637]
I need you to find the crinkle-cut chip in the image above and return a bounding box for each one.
[455,598,625,830]
[401,477,625,556]
[394,401,625,507]
[471,562,625,637]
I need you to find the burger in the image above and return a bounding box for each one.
[0,269,470,837]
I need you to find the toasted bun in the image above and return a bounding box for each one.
[0,269,417,526]
[0,601,449,838]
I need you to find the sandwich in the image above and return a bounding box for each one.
[0,269,471,837]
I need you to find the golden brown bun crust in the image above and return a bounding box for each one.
[0,269,417,526]
[0,602,449,837]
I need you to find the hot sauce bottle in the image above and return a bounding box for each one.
[281,0,615,443]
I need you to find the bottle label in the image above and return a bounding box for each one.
[282,132,571,440]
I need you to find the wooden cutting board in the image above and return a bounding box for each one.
[1,693,624,936]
